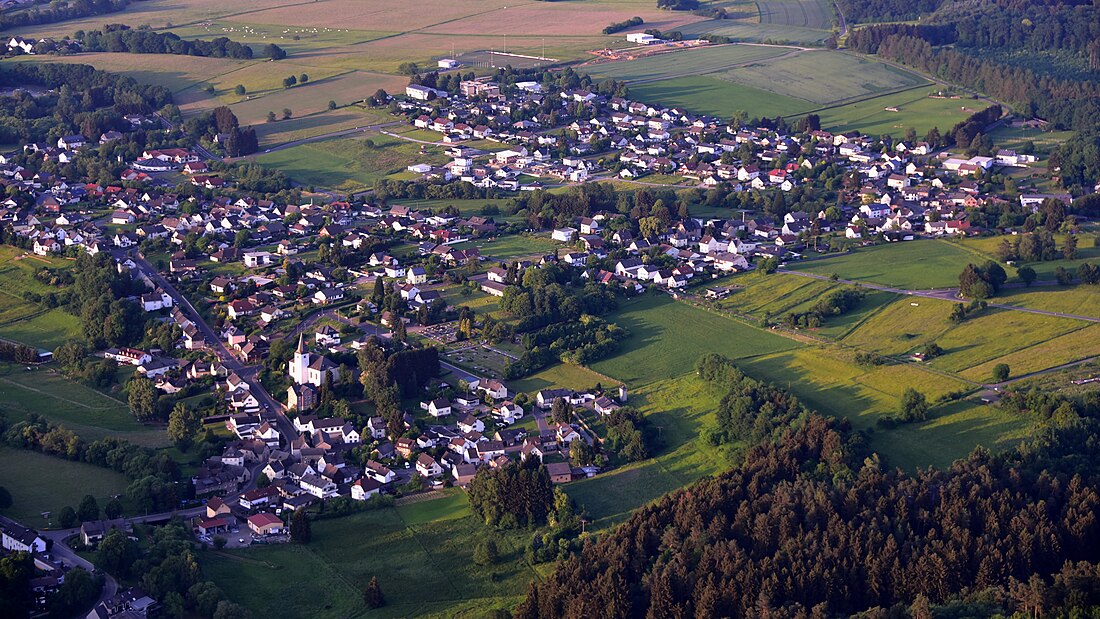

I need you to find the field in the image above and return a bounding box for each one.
[0,446,130,524]
[0,364,168,446]
[203,492,538,618]
[676,0,833,45]
[589,294,803,387]
[453,234,561,261]
[814,88,976,137]
[788,240,981,289]
[584,44,791,84]
[987,124,1075,155]
[509,363,615,396]
[0,246,83,349]
[627,75,813,118]
[252,132,444,193]
[996,286,1100,320]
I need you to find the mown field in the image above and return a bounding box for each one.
[584,44,790,83]
[0,246,82,348]
[629,75,813,118]
[203,492,539,618]
[814,88,976,137]
[0,446,130,524]
[454,234,560,261]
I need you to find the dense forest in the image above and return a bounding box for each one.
[517,405,1100,618]
[0,0,131,30]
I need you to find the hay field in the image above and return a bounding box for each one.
[815,88,975,137]
[584,44,791,83]
[418,3,705,37]
[226,70,409,124]
[629,75,813,118]
[758,0,833,29]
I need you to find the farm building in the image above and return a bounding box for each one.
[626,33,658,45]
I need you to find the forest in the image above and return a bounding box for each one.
[517,406,1100,618]
[0,0,131,30]
[71,24,285,60]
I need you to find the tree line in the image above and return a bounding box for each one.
[0,0,131,30]
[73,24,280,59]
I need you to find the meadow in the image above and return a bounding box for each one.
[814,88,976,137]
[203,492,538,618]
[787,240,981,289]
[0,446,130,524]
[583,44,791,84]
[453,234,561,261]
[253,132,443,193]
[627,75,813,118]
[589,294,803,387]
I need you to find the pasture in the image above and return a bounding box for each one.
[787,241,979,289]
[996,286,1100,320]
[584,44,790,83]
[454,234,560,261]
[203,492,537,619]
[0,446,130,524]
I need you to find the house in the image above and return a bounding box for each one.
[416,453,443,477]
[537,389,573,409]
[546,462,574,484]
[480,379,508,400]
[556,424,581,444]
[457,414,485,434]
[406,266,428,284]
[365,460,396,484]
[105,347,152,366]
[426,398,452,417]
[80,520,108,546]
[57,134,87,150]
[247,513,284,536]
[351,477,383,501]
[2,522,46,553]
[552,227,577,242]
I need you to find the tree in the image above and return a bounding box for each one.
[234,84,246,96]
[48,567,99,619]
[1063,234,1078,260]
[1018,265,1037,286]
[0,486,10,509]
[473,538,498,566]
[290,509,311,543]
[104,496,123,519]
[551,398,573,425]
[569,439,594,467]
[993,363,1010,382]
[267,111,276,123]
[920,342,943,359]
[898,388,928,422]
[263,43,286,60]
[127,376,158,420]
[298,73,309,84]
[282,75,297,88]
[363,576,385,608]
[167,402,199,449]
[282,108,292,120]
[77,494,99,522]
[58,506,77,528]
[213,600,253,619]
[327,99,337,110]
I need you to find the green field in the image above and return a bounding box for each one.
[590,294,803,386]
[0,247,83,348]
[253,133,444,193]
[0,446,130,524]
[996,286,1100,320]
[987,124,1074,155]
[509,362,615,396]
[0,364,167,446]
[455,234,561,261]
[788,241,980,289]
[204,492,536,618]
[628,75,813,119]
[815,88,976,137]
[585,44,790,83]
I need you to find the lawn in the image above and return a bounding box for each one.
[510,363,615,396]
[0,447,130,525]
[590,294,802,386]
[455,234,560,261]
[253,132,443,193]
[204,492,537,618]
[788,240,980,289]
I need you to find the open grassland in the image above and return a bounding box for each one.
[987,124,1074,155]
[590,294,803,387]
[0,446,130,524]
[252,133,443,193]
[510,363,615,396]
[788,241,979,289]
[0,310,81,350]
[0,364,167,446]
[628,75,813,118]
[455,234,560,261]
[996,286,1100,319]
[677,19,830,45]
[930,309,1091,377]
[226,71,410,125]
[204,492,536,619]
[250,106,390,145]
[815,88,975,137]
[959,325,1100,382]
[841,295,958,355]
[0,247,82,348]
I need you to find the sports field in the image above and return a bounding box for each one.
[203,492,537,618]
[0,446,130,524]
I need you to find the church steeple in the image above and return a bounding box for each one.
[296,332,306,354]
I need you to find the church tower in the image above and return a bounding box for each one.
[289,333,310,384]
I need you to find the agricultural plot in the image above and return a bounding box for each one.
[0,309,81,350]
[0,446,130,524]
[987,124,1074,155]
[954,234,1100,283]
[253,133,443,193]
[631,74,814,118]
[676,20,831,45]
[787,241,979,289]
[584,44,790,83]
[757,0,834,29]
[509,363,616,396]
[996,286,1100,320]
[250,106,390,145]
[204,493,536,619]
[226,71,410,126]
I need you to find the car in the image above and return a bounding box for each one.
[238,538,245,544]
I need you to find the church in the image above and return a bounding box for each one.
[287,333,340,387]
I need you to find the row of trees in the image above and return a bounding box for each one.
[74,24,278,59]
[0,0,131,30]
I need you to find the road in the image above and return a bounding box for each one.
[120,250,298,443]
[778,268,1100,323]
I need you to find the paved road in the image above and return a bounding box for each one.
[121,251,297,443]
[779,268,1100,323]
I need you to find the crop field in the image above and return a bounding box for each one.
[996,286,1100,319]
[676,19,831,45]
[0,446,130,524]
[204,493,537,618]
[757,0,834,29]
[815,88,976,137]
[590,294,802,387]
[787,241,980,289]
[253,133,443,193]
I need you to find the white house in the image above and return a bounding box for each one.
[2,523,46,553]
